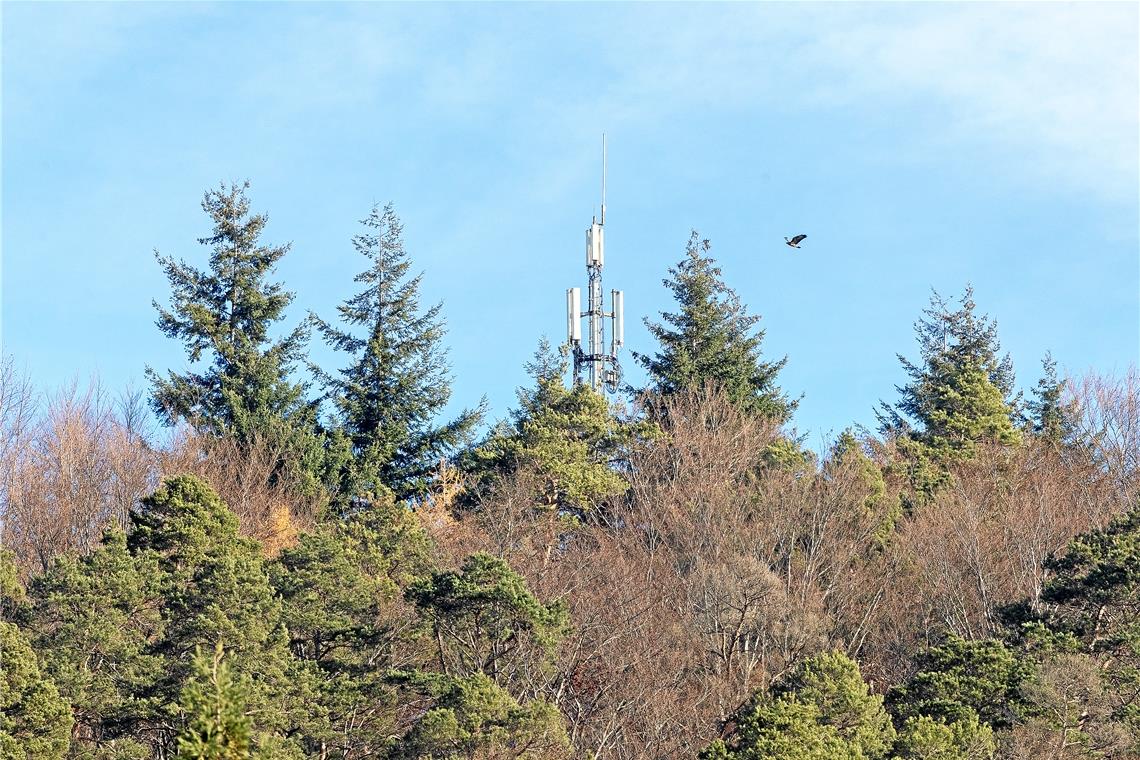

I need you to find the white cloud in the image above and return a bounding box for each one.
[595,3,1138,203]
[803,3,1138,201]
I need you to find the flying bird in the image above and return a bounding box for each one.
[785,234,806,249]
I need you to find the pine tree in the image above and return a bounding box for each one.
[0,552,72,760]
[269,491,434,756]
[23,531,163,757]
[468,338,639,517]
[636,231,794,422]
[703,651,895,760]
[1040,506,1140,744]
[879,286,1022,464]
[406,552,569,690]
[175,644,253,760]
[892,714,995,760]
[129,476,303,756]
[314,203,483,503]
[388,671,571,759]
[887,635,1031,731]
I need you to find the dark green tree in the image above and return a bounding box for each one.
[468,338,640,517]
[128,476,302,756]
[388,671,570,759]
[406,552,569,691]
[149,182,311,433]
[888,635,1031,731]
[314,203,483,504]
[24,531,162,758]
[635,231,795,422]
[879,286,1021,463]
[704,651,895,760]
[175,644,253,760]
[1039,506,1140,743]
[1025,353,1077,446]
[269,490,434,756]
[0,556,72,760]
[147,182,324,492]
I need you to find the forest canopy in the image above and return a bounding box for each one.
[1,183,1137,759]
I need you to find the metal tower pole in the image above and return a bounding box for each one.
[588,261,604,391]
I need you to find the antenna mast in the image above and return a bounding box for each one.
[567,135,624,394]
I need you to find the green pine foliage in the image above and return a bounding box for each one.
[175,644,253,760]
[0,619,72,760]
[635,231,795,422]
[1039,506,1140,744]
[128,477,301,754]
[24,476,304,757]
[706,651,896,760]
[406,552,569,689]
[314,203,483,504]
[269,490,434,756]
[388,671,571,759]
[892,714,995,760]
[887,635,1031,731]
[469,338,643,516]
[829,431,901,548]
[24,530,162,756]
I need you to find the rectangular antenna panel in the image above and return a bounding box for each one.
[567,288,582,343]
[586,223,604,266]
[612,290,624,349]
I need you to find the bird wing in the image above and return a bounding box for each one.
[791,234,807,245]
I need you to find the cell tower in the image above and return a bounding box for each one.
[566,136,624,393]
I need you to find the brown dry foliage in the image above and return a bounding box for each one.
[161,429,325,555]
[0,366,160,575]
[1,363,326,574]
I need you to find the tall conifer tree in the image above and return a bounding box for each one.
[635,231,794,422]
[148,182,313,440]
[314,203,482,503]
[879,286,1022,462]
[1026,353,1077,446]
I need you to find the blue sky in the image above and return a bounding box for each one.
[2,2,1137,445]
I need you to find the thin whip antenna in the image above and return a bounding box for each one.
[601,133,606,225]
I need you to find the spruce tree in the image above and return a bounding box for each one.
[1026,353,1077,446]
[879,286,1021,464]
[314,203,482,503]
[149,182,311,433]
[147,182,324,494]
[635,231,794,422]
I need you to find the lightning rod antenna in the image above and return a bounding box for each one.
[601,134,606,225]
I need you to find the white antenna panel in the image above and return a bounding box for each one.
[567,288,582,343]
[586,222,604,266]
[612,290,624,349]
